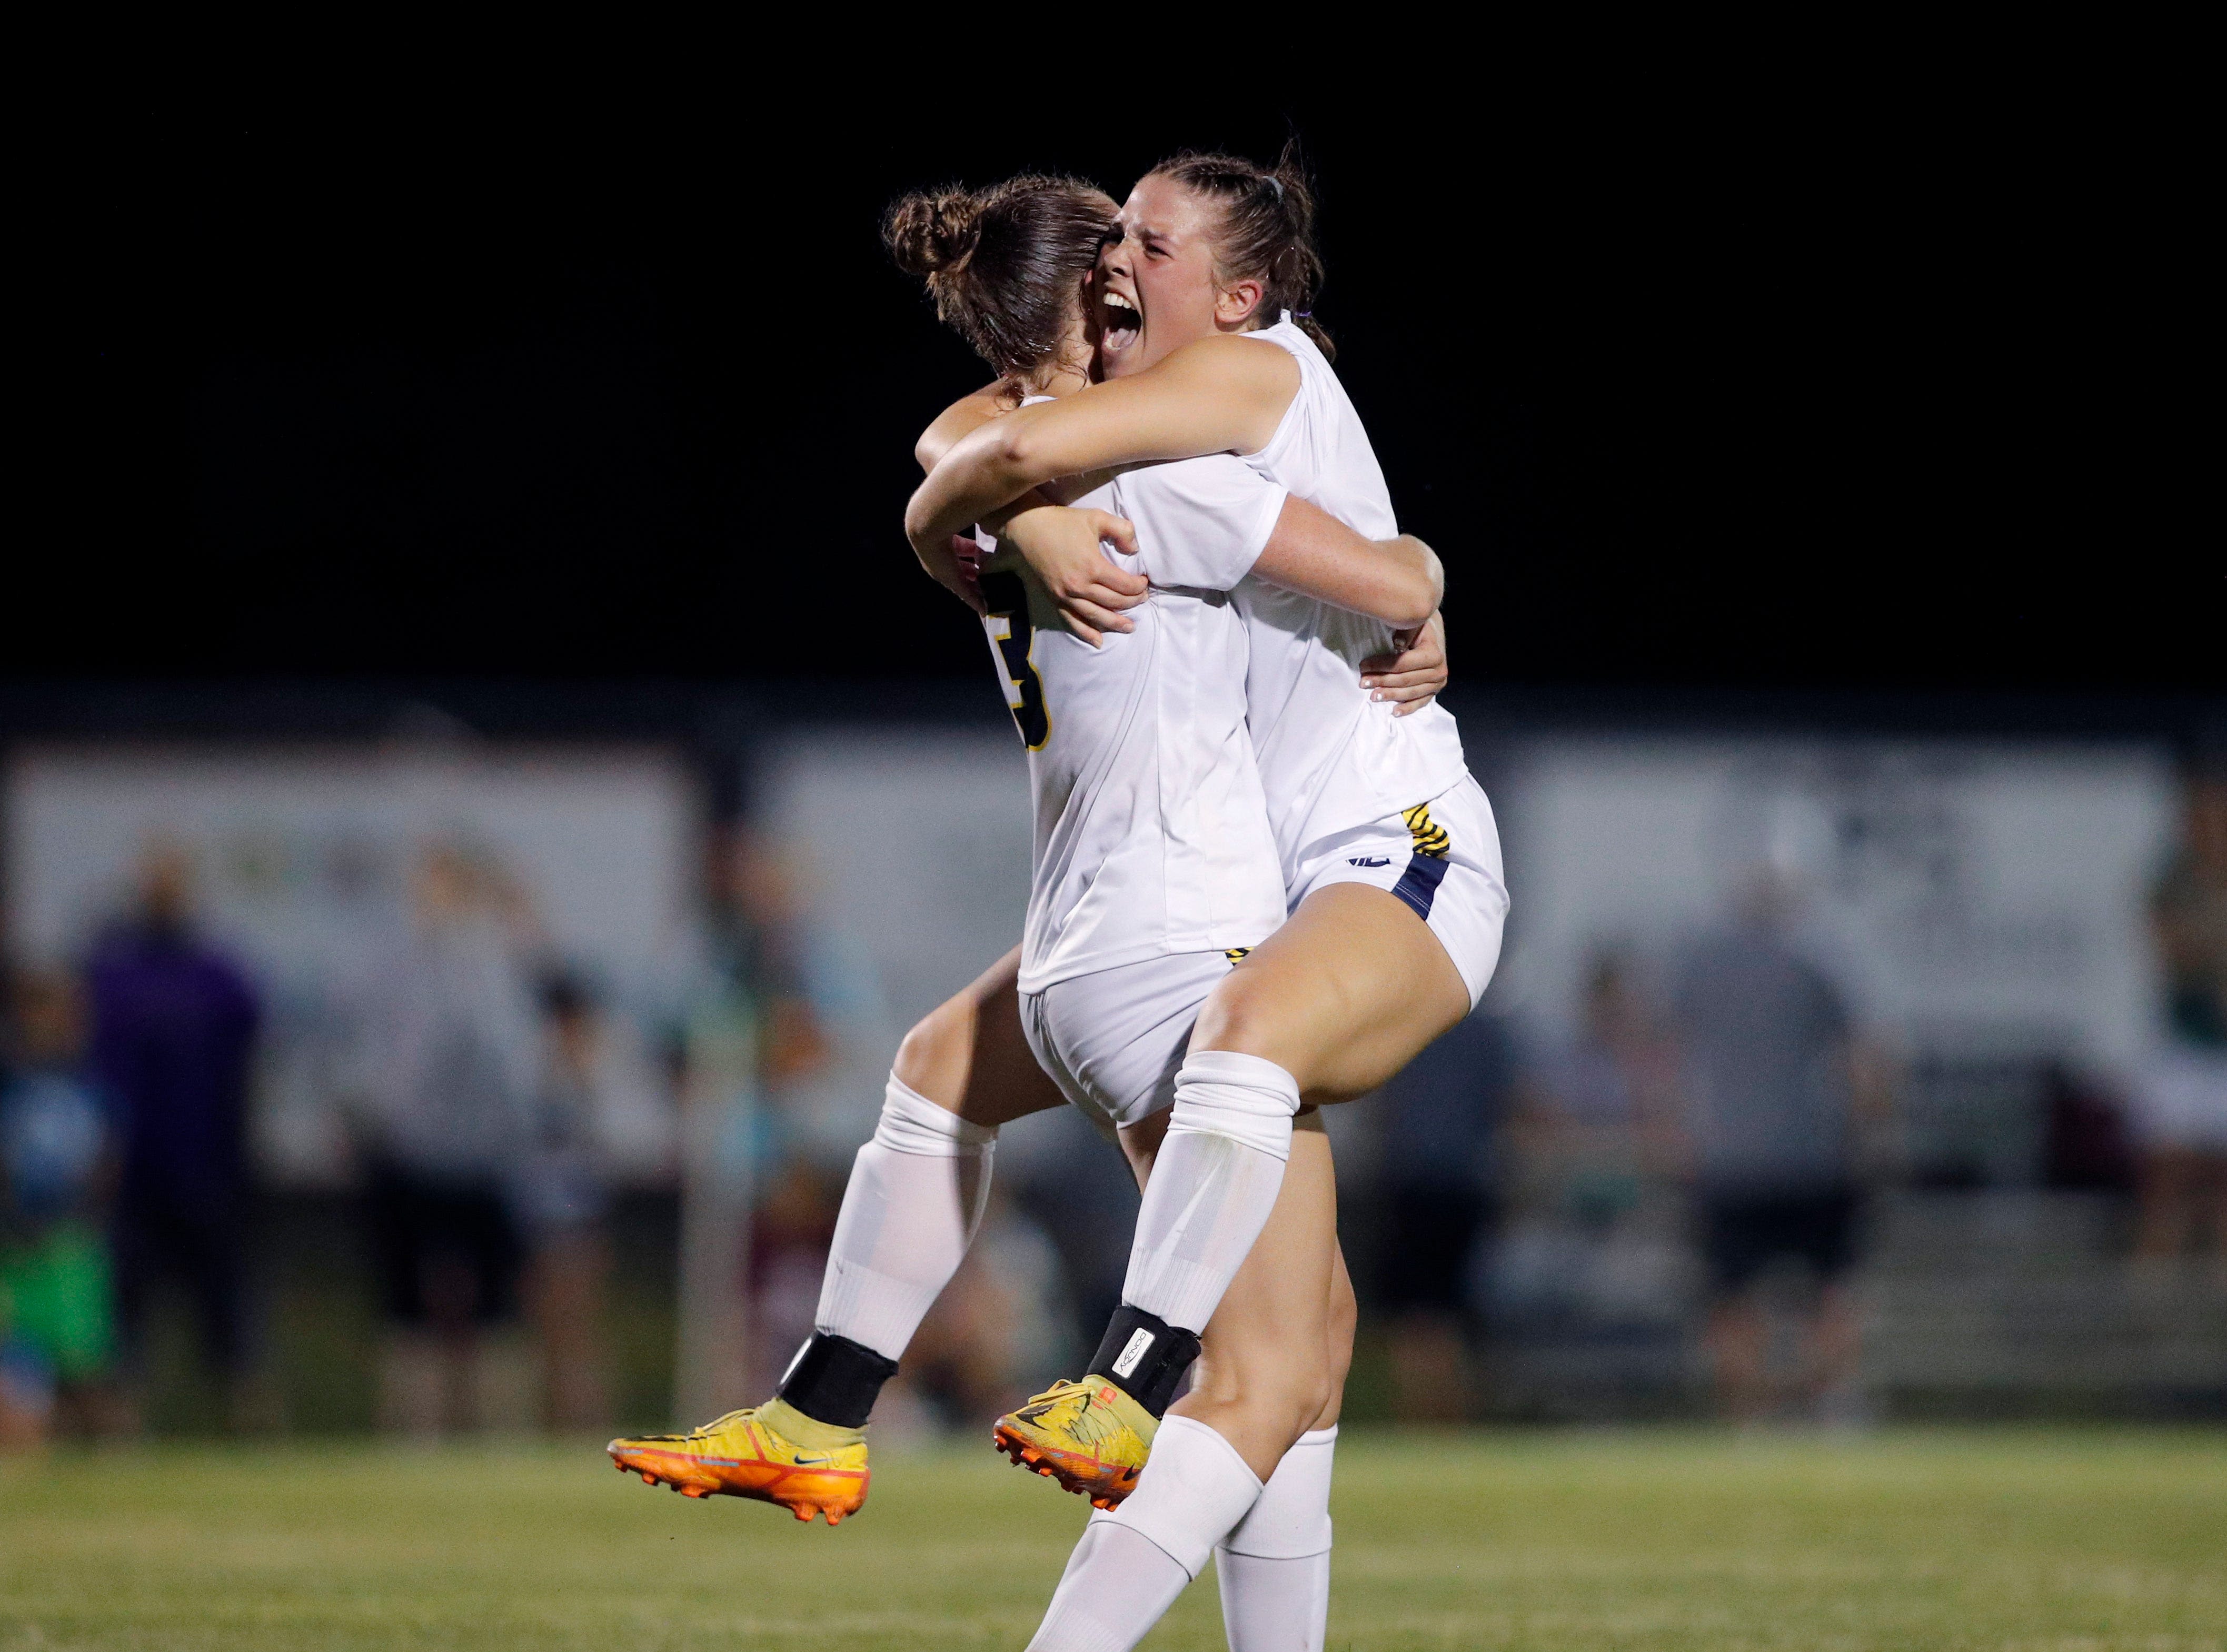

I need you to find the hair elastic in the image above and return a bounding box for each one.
[1265,175,1285,202]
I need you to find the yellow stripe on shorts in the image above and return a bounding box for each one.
[1402,803,1451,858]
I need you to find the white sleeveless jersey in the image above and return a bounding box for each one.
[1235,320,1470,871]
[979,435,1291,994]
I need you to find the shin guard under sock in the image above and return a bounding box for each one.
[1217,1425,1337,1651]
[1104,1415,1264,1579]
[1026,1520,1189,1652]
[803,1072,993,1424]
[1118,1051,1299,1337]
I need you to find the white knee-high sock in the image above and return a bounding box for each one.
[1028,1415,1265,1651]
[1217,1425,1337,1652]
[1121,1051,1300,1333]
[1025,1522,1188,1652]
[812,1074,995,1361]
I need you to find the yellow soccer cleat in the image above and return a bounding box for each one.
[992,1378,1159,1509]
[607,1398,869,1526]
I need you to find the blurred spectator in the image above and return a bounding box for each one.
[680,826,835,1420]
[740,1156,838,1401]
[1374,1007,1515,1421]
[1,972,118,1446]
[900,1182,1075,1432]
[512,970,668,1434]
[1496,956,1689,1333]
[2040,1061,2137,1192]
[1517,955,1683,1225]
[2129,774,2227,1276]
[86,842,264,1430]
[704,828,830,1092]
[510,971,622,1432]
[1673,875,1875,1422]
[354,841,540,1435]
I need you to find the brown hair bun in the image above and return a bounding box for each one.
[883,175,1116,383]
[883,187,983,280]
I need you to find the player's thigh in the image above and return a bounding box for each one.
[1190,882,1469,1101]
[891,946,1067,1129]
[1185,1117,1340,1414]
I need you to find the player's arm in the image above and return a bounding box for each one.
[995,490,1439,652]
[914,384,1006,472]
[905,335,1299,545]
[1252,496,1442,628]
[1260,499,1449,713]
[910,387,1149,632]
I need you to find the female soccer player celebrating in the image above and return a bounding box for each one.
[607,161,1446,1578]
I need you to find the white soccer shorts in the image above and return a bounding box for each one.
[1020,951,1235,1132]
[1286,772,1508,1009]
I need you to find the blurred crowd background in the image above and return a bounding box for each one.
[5,689,2222,1447]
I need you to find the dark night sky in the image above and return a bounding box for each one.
[28,69,2213,695]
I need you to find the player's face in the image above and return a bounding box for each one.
[1095,175,1228,380]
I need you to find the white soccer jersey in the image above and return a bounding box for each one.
[980,439,1291,994]
[1234,319,1471,873]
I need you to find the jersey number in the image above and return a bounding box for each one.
[980,572,1050,750]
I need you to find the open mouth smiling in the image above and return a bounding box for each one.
[1101,290,1140,353]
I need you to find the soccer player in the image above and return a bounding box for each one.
[909,148,1508,1651]
[606,172,1444,1559]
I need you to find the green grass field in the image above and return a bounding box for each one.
[3,1429,2222,1650]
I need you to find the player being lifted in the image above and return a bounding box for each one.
[605,161,1448,1568]
[910,148,1508,1652]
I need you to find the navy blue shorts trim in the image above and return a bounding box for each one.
[1390,851,1448,921]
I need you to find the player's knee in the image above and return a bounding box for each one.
[1189,969,1305,1068]
[891,994,973,1103]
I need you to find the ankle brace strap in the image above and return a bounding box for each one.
[777,1332,900,1428]
[1087,1306,1201,1418]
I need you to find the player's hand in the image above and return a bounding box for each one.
[999,505,1148,647]
[911,529,988,615]
[1360,610,1446,715]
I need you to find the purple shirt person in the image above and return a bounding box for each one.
[85,845,261,1388]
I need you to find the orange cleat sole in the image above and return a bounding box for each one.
[607,1445,864,1526]
[990,1421,1142,1508]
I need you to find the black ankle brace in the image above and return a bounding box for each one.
[1085,1306,1201,1418]
[776,1332,899,1428]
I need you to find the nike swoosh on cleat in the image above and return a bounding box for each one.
[792,1454,833,1466]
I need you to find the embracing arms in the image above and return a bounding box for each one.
[904,335,1299,549]
[902,360,1449,710]
[990,486,1439,643]
[1254,497,1441,629]
[907,386,1141,618]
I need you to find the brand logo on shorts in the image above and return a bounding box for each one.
[1347,855,1391,868]
[1110,1329,1156,1378]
